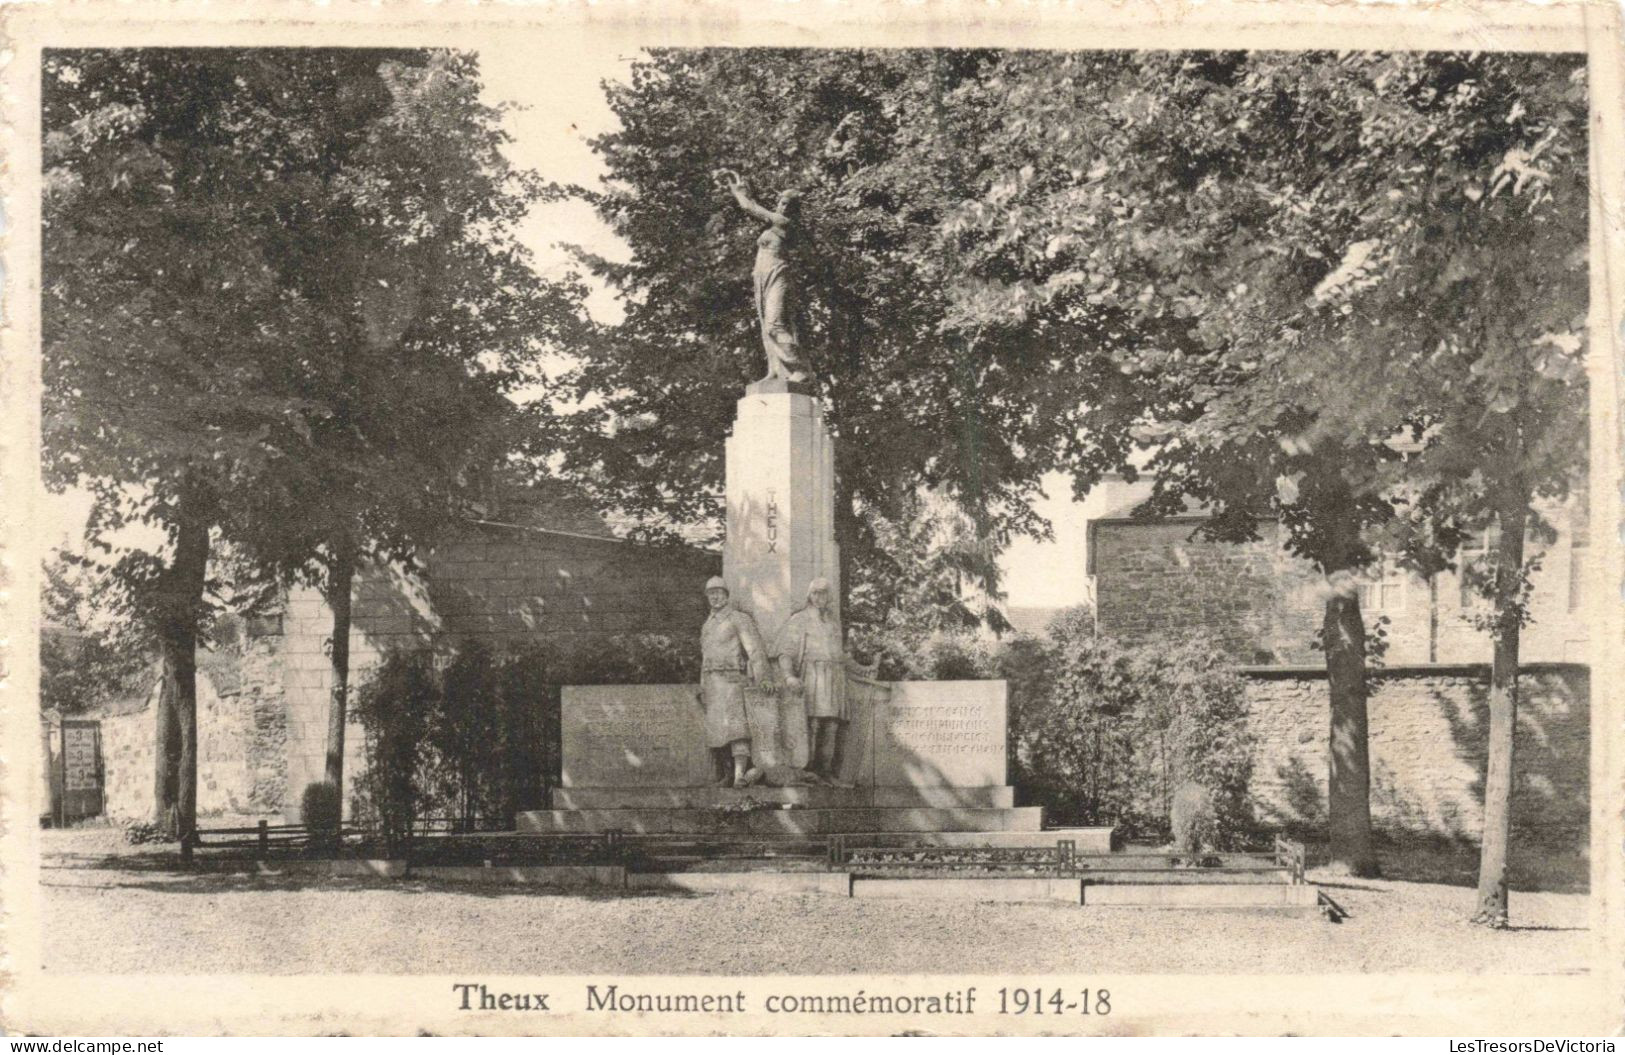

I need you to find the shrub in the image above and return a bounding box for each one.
[303,777,344,832]
[352,633,697,841]
[1008,625,1255,847]
[848,623,998,682]
[1170,780,1218,854]
[352,651,437,854]
[121,821,167,845]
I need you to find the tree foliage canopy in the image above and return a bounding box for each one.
[934,50,1588,572]
[43,48,585,597]
[42,47,583,833]
[565,50,1129,629]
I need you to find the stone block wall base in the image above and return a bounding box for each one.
[625,871,851,895]
[551,785,1016,810]
[1081,881,1320,910]
[515,805,1044,836]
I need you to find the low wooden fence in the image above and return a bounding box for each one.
[182,820,369,862]
[1274,835,1307,884]
[181,820,621,865]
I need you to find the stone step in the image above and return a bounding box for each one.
[552,785,1016,810]
[1078,870,1291,885]
[847,828,1114,853]
[851,877,1319,909]
[1082,882,1320,910]
[626,871,852,895]
[515,806,1044,836]
[414,864,626,888]
[632,855,831,872]
[851,877,1083,902]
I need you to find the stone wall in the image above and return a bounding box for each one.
[1244,664,1589,847]
[1093,517,1324,664]
[96,627,289,823]
[279,523,720,817]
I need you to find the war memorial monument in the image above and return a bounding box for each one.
[522,173,1053,844]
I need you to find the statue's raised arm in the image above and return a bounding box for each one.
[716,169,811,385]
[717,169,786,226]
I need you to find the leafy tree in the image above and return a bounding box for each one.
[931,50,1585,878]
[219,51,582,800]
[564,50,1130,631]
[1013,626,1253,844]
[40,550,153,715]
[42,48,574,835]
[1350,57,1588,925]
[44,48,316,837]
[848,487,1011,670]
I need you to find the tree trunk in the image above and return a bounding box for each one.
[832,470,862,635]
[152,654,181,834]
[1323,577,1379,877]
[151,503,210,840]
[323,547,357,803]
[1474,498,1527,927]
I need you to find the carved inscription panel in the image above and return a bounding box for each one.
[560,685,712,788]
[559,679,1008,789]
[874,680,1008,788]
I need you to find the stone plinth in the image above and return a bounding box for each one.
[559,680,1006,791]
[559,684,712,788]
[520,805,1042,836]
[545,679,1024,836]
[723,387,840,646]
[552,786,1016,809]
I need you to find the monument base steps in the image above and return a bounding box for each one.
[551,785,1017,810]
[860,828,1114,852]
[515,805,1043,836]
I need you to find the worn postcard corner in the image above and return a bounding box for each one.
[0,0,1622,1038]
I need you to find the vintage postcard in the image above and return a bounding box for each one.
[1,0,1622,1038]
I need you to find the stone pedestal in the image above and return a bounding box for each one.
[723,382,841,648]
[529,381,1038,841]
[533,679,1030,833]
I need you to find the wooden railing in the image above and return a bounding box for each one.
[181,820,369,862]
[1273,835,1307,884]
[828,838,1080,875]
[180,820,622,865]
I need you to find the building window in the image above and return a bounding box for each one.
[1569,510,1590,613]
[1359,561,1407,612]
[1458,529,1493,610]
[1568,547,1589,612]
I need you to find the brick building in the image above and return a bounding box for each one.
[1086,476,1590,665]
[1082,474,1592,848]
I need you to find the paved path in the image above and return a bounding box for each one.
[38,835,1592,977]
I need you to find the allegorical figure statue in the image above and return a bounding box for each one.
[717,168,811,384]
[699,576,770,788]
[775,577,850,785]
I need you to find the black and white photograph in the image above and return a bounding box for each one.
[3,0,1622,1038]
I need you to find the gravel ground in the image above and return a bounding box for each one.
[39,831,1592,976]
